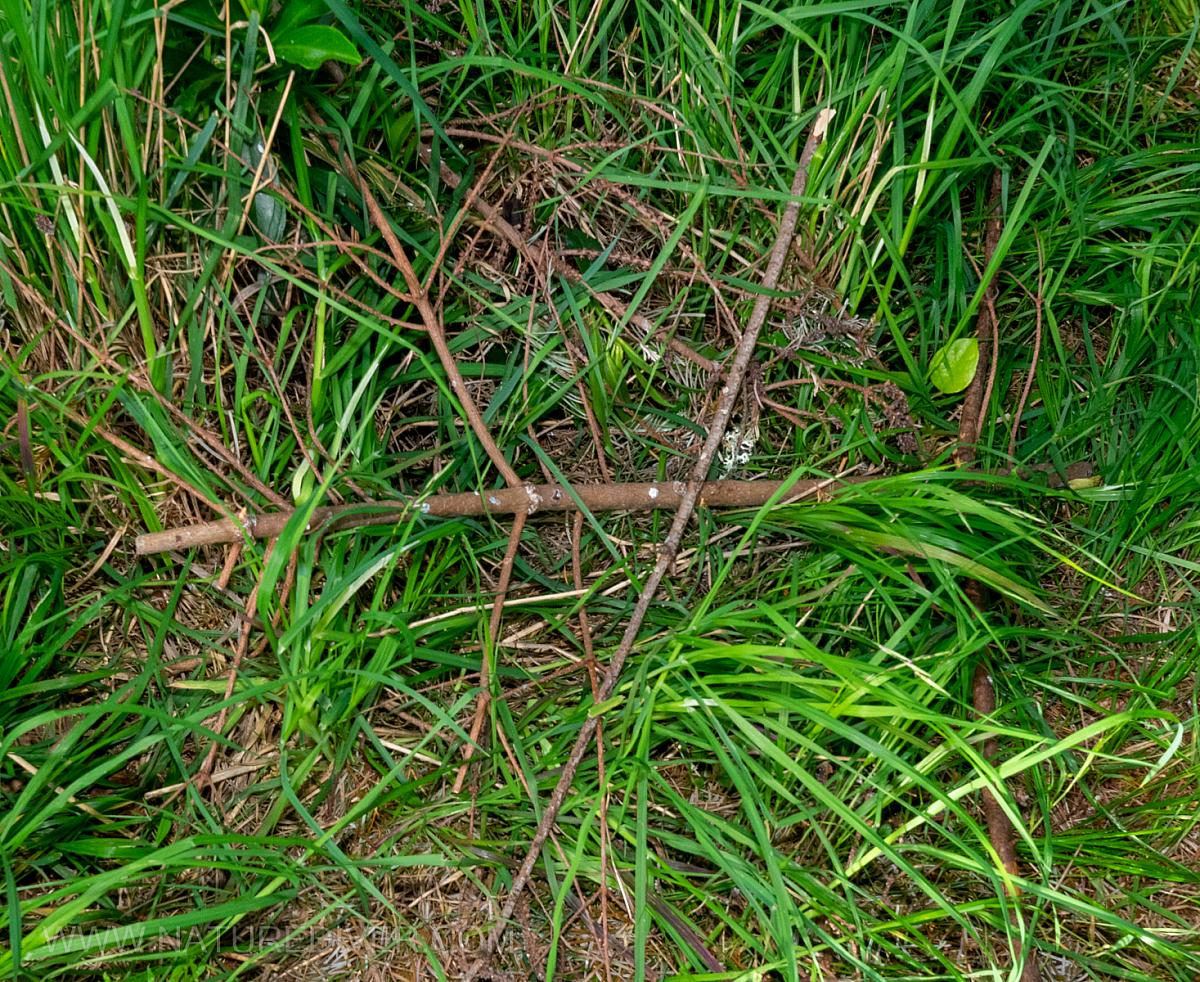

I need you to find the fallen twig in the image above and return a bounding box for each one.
[133,463,1093,557]
[468,108,837,972]
[956,170,1042,982]
[135,476,853,555]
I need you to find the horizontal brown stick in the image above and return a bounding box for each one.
[133,462,1094,557]
[134,477,855,555]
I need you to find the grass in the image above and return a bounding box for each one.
[2,0,1200,978]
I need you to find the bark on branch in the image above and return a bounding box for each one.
[134,463,1092,557]
[134,477,858,556]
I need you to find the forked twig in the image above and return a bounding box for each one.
[469,109,836,970]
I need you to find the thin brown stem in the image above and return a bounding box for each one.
[1007,259,1044,463]
[348,165,522,490]
[194,532,268,790]
[956,170,1042,982]
[570,509,610,973]
[453,510,526,793]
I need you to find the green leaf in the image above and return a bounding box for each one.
[272,24,361,69]
[272,0,327,37]
[929,337,979,394]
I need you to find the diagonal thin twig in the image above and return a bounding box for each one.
[350,167,521,489]
[346,148,531,787]
[471,109,836,967]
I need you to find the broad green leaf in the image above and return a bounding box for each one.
[929,337,979,394]
[273,0,327,36]
[272,24,361,69]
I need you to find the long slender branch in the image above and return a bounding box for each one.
[134,461,1091,557]
[133,476,853,555]
[472,109,837,966]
